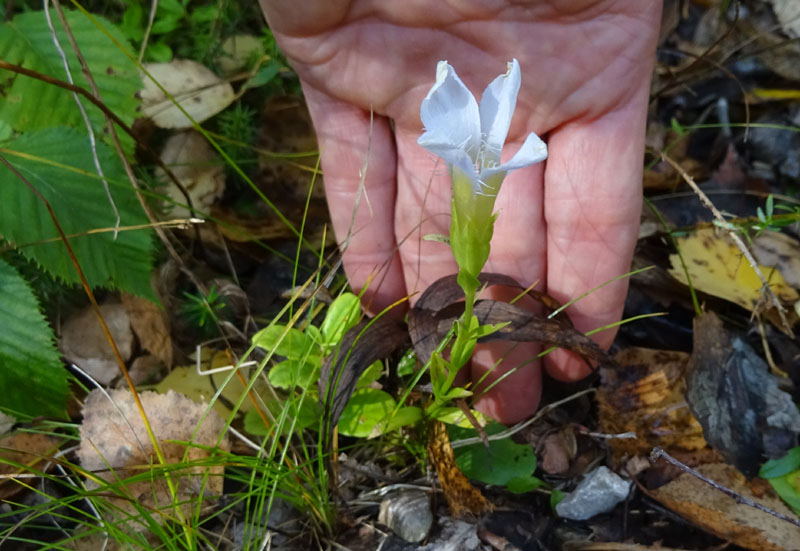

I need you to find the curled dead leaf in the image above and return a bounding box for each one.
[409,273,617,369]
[60,302,133,385]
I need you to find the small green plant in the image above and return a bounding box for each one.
[248,292,421,438]
[759,446,800,514]
[180,285,229,333]
[120,0,228,62]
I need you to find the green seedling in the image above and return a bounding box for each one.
[180,285,228,332]
[249,292,420,438]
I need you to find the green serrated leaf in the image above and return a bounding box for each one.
[450,422,537,487]
[0,128,155,299]
[0,258,68,418]
[0,10,141,150]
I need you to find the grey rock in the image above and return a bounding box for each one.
[556,466,631,521]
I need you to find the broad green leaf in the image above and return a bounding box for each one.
[0,128,155,298]
[338,388,395,438]
[267,359,319,390]
[760,447,800,479]
[385,406,422,431]
[450,423,537,487]
[0,10,141,149]
[243,398,320,436]
[320,292,360,346]
[252,324,320,361]
[767,472,800,516]
[356,360,383,389]
[0,258,68,418]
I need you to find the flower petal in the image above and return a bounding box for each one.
[480,131,547,179]
[420,142,480,184]
[479,59,521,160]
[418,61,481,160]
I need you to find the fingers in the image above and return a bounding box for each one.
[469,160,547,422]
[393,129,459,300]
[543,101,649,381]
[301,83,406,315]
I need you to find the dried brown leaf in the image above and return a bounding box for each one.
[121,292,173,368]
[597,347,706,459]
[0,432,62,499]
[651,463,800,551]
[319,316,409,435]
[60,302,133,385]
[427,420,493,518]
[409,273,616,369]
[78,389,230,531]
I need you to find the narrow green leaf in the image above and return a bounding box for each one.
[0,257,68,418]
[0,128,155,299]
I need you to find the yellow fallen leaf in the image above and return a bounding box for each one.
[154,348,266,417]
[669,229,799,312]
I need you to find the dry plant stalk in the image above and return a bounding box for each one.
[660,152,792,335]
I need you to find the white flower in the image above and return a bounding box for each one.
[418,59,547,196]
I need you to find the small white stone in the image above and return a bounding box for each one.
[556,466,632,521]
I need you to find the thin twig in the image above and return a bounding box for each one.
[660,152,792,335]
[451,387,595,448]
[650,447,800,529]
[44,0,120,234]
[0,153,174,504]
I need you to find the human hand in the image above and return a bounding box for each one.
[259,0,662,423]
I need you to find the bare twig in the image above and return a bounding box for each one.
[660,152,792,335]
[44,0,120,234]
[650,447,800,529]
[451,387,595,448]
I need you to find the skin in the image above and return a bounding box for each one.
[259,0,663,423]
